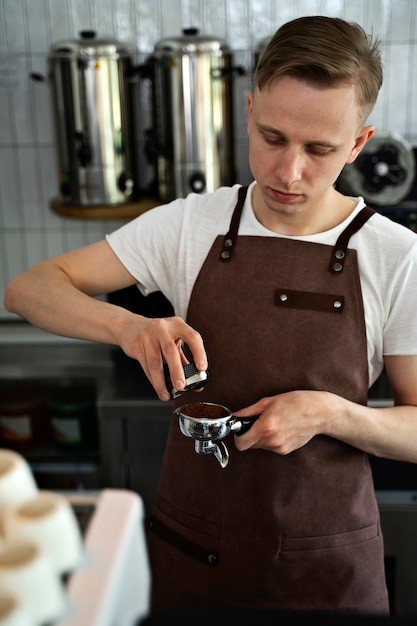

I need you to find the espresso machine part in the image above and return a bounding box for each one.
[175,401,256,468]
[164,362,209,399]
[336,131,416,206]
[37,30,137,206]
[146,28,243,201]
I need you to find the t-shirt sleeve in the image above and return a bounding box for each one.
[106,200,184,301]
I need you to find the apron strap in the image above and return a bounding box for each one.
[220,187,375,272]
[329,206,375,273]
[219,185,248,261]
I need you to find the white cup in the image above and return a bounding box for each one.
[0,450,37,514]
[2,491,83,577]
[0,588,33,626]
[0,540,67,625]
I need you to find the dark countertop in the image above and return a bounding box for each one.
[0,331,168,413]
[0,341,114,381]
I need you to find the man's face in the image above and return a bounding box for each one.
[247,75,374,227]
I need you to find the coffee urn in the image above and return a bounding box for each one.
[45,31,137,206]
[145,28,243,201]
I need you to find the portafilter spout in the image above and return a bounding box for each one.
[194,439,230,468]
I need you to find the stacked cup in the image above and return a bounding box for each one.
[0,587,33,626]
[0,449,84,626]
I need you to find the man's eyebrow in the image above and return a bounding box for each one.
[257,123,284,137]
[257,123,338,148]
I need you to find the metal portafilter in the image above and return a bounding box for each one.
[174,401,257,468]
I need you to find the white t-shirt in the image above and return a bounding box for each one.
[107,181,417,387]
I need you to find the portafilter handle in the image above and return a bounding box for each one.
[229,418,257,436]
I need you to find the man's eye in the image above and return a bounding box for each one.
[263,135,284,145]
[308,147,332,156]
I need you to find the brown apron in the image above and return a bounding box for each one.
[148,186,389,614]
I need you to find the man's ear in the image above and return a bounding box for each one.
[247,92,254,132]
[346,125,375,164]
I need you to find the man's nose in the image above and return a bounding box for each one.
[275,148,303,185]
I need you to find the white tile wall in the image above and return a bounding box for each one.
[0,0,416,320]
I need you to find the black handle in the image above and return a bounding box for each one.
[30,72,48,83]
[210,65,246,80]
[80,30,96,39]
[234,416,258,436]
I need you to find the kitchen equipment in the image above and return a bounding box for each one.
[0,449,38,512]
[0,383,49,452]
[0,588,32,626]
[175,401,256,468]
[0,539,67,626]
[2,490,84,577]
[337,131,416,206]
[145,28,243,201]
[164,360,209,399]
[32,31,137,206]
[48,382,98,452]
[57,489,150,626]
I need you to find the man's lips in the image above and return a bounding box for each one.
[270,187,301,202]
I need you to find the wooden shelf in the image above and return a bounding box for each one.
[49,197,160,220]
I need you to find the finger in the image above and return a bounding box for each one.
[176,340,189,366]
[180,329,208,371]
[234,427,258,451]
[141,325,185,400]
[137,317,207,401]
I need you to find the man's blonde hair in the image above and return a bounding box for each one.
[255,16,383,123]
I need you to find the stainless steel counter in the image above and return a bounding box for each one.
[0,322,114,381]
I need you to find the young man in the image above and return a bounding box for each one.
[5,16,417,614]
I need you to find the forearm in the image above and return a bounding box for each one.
[4,262,135,345]
[324,393,417,464]
[4,243,208,402]
[235,387,417,465]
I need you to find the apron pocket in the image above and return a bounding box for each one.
[149,515,219,566]
[274,522,388,612]
[281,520,380,551]
[148,494,221,566]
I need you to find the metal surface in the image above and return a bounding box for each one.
[164,361,208,398]
[47,31,136,206]
[0,342,113,381]
[175,401,253,468]
[147,28,238,201]
[337,131,416,206]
